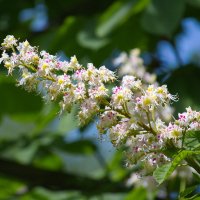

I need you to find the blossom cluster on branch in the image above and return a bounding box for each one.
[114,49,156,84]
[1,35,200,177]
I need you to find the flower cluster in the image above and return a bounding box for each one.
[1,35,200,176]
[113,49,156,84]
[0,35,115,125]
[114,48,174,122]
[163,107,200,141]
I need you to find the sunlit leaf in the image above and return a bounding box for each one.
[77,28,109,50]
[0,177,24,199]
[153,150,200,184]
[2,141,39,164]
[96,0,149,37]
[33,153,63,170]
[125,187,147,200]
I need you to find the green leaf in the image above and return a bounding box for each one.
[20,187,82,200]
[96,0,149,37]
[2,141,39,164]
[141,0,185,36]
[167,66,200,113]
[125,187,147,200]
[33,153,63,170]
[153,163,171,185]
[57,107,78,134]
[57,139,97,155]
[192,172,200,182]
[187,0,200,8]
[0,81,43,118]
[108,150,128,181]
[184,131,200,150]
[30,103,59,135]
[0,177,24,199]
[48,17,85,59]
[153,150,200,184]
[180,185,197,198]
[0,116,35,140]
[48,17,77,50]
[77,28,109,50]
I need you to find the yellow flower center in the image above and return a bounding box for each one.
[41,63,48,70]
[58,78,64,85]
[5,61,11,68]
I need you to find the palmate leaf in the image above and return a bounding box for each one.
[153,150,200,184]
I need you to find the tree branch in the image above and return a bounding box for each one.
[0,157,130,195]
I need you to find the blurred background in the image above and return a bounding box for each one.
[1,0,200,199]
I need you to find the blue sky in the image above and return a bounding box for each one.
[157,18,200,71]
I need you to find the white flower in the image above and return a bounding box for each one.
[73,69,87,82]
[57,74,71,90]
[38,60,52,75]
[115,48,157,84]
[109,119,130,146]
[98,66,116,82]
[113,52,127,66]
[164,123,183,139]
[60,89,74,112]
[85,63,98,84]
[69,55,81,70]
[56,61,70,72]
[78,99,99,125]
[122,75,135,88]
[2,35,17,49]
[88,84,108,99]
[111,86,132,109]
[97,109,118,134]
[74,82,86,101]
[18,68,38,91]
[0,51,9,64]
